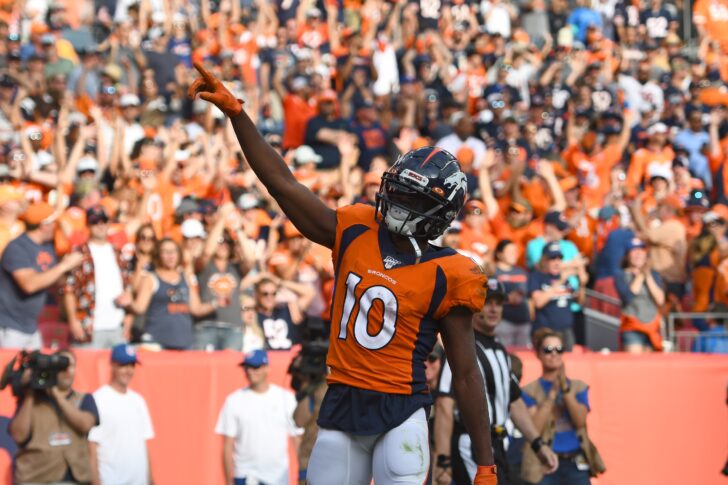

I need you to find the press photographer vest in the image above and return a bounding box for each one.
[520,379,606,484]
[15,391,93,483]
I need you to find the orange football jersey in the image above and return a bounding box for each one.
[326,204,486,395]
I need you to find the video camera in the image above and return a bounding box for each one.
[288,318,329,399]
[0,350,70,397]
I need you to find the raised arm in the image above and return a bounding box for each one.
[189,62,337,248]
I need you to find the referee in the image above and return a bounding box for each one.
[432,279,558,484]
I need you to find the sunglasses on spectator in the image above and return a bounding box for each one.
[541,345,564,355]
[241,305,256,312]
[258,291,276,297]
[426,354,440,363]
[138,234,155,241]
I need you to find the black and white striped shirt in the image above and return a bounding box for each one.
[437,332,521,428]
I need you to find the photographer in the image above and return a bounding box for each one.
[290,341,329,485]
[8,349,100,484]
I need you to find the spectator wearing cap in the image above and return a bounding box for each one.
[525,211,579,271]
[631,195,688,312]
[128,238,216,350]
[528,242,579,350]
[636,164,674,215]
[215,349,302,485]
[674,109,712,190]
[435,111,487,169]
[292,145,324,189]
[614,237,666,353]
[88,344,155,485]
[62,206,132,348]
[0,184,25,257]
[119,94,145,157]
[304,89,355,170]
[0,202,83,348]
[351,100,388,172]
[684,189,711,244]
[567,0,602,43]
[180,217,207,274]
[494,239,532,347]
[626,122,675,195]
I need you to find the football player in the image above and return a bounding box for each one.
[189,62,497,485]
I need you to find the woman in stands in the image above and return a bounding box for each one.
[613,237,666,353]
[129,238,216,349]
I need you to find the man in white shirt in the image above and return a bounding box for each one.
[215,350,303,485]
[435,112,487,169]
[89,343,155,485]
[63,206,131,348]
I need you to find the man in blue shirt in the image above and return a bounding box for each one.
[674,109,712,190]
[0,202,83,349]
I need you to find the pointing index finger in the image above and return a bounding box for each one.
[193,61,215,84]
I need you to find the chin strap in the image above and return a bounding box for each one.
[408,236,422,261]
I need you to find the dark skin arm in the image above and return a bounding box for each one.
[189,62,337,249]
[439,306,495,467]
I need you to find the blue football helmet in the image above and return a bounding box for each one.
[375,146,468,239]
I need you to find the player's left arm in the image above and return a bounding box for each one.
[439,306,495,468]
[188,62,336,249]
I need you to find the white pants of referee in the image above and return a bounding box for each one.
[307,408,429,485]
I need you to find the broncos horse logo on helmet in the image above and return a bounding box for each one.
[375,147,468,240]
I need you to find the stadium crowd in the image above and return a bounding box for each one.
[0,0,725,356]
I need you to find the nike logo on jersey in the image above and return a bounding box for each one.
[383,255,402,269]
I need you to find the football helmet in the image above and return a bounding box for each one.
[375,146,468,239]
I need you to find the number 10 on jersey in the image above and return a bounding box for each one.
[338,272,399,350]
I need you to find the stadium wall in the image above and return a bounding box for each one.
[0,349,724,485]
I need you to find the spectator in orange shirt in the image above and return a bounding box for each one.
[626,122,675,196]
[274,72,316,151]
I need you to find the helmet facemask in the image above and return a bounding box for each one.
[376,175,453,239]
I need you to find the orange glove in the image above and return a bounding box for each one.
[188,62,243,118]
[474,465,497,485]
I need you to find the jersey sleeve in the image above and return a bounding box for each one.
[434,255,487,320]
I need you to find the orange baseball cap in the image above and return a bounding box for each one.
[658,195,684,212]
[712,203,728,221]
[0,185,22,205]
[22,202,56,225]
[30,22,49,36]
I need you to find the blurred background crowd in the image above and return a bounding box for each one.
[0,0,725,354]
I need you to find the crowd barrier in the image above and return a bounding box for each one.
[0,349,724,485]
